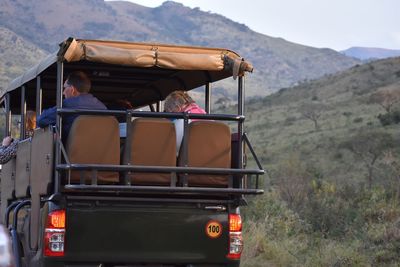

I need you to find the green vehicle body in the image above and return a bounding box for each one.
[38,199,236,266]
[0,37,264,267]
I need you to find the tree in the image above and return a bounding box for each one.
[341,131,394,189]
[298,102,326,131]
[342,111,353,126]
[274,153,311,210]
[369,87,400,114]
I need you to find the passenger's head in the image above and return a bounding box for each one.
[63,71,91,98]
[25,110,36,137]
[26,110,36,131]
[164,90,195,112]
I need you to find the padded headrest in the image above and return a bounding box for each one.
[178,121,231,187]
[66,115,120,184]
[127,118,176,185]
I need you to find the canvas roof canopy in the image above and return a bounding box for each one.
[2,37,253,112]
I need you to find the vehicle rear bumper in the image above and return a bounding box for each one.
[40,259,240,267]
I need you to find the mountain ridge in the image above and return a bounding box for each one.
[341,46,400,60]
[0,0,360,96]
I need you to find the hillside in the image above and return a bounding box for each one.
[246,57,400,182]
[0,0,360,96]
[341,46,400,60]
[239,57,400,266]
[0,27,47,92]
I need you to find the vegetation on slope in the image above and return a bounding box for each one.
[240,57,400,266]
[0,27,47,92]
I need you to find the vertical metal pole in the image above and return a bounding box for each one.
[238,76,244,170]
[5,93,11,137]
[182,114,189,187]
[20,86,26,139]
[36,76,42,116]
[156,101,161,112]
[123,111,133,185]
[54,61,64,193]
[237,76,245,189]
[205,83,211,113]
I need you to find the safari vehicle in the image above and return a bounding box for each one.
[0,37,264,267]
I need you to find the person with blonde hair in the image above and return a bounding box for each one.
[25,110,36,137]
[164,91,205,114]
[164,90,206,154]
[0,110,36,164]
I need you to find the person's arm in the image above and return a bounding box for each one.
[37,106,57,128]
[0,139,18,164]
[2,136,13,147]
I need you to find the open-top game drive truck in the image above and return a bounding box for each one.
[0,37,264,267]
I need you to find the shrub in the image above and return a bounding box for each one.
[300,181,363,239]
[378,111,400,126]
[272,154,311,210]
[342,111,352,117]
[242,191,310,266]
[284,116,297,126]
[242,184,400,266]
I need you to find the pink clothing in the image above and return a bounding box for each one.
[182,103,206,120]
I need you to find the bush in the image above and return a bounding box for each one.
[242,191,310,266]
[241,187,386,266]
[300,181,363,239]
[378,111,400,126]
[272,154,311,210]
[342,111,352,117]
[284,116,297,126]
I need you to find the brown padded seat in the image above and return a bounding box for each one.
[178,121,231,187]
[30,126,54,249]
[15,139,32,198]
[126,118,176,185]
[66,115,120,184]
[0,158,16,221]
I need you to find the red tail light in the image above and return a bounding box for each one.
[229,214,242,232]
[44,210,65,257]
[227,214,243,260]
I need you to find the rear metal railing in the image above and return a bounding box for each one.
[55,108,265,195]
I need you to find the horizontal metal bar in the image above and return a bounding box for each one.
[56,164,265,175]
[64,184,264,195]
[65,195,236,204]
[57,109,245,121]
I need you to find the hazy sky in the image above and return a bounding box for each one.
[109,0,400,51]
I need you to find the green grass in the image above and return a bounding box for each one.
[237,57,400,266]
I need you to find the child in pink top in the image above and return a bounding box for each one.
[164,91,206,154]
